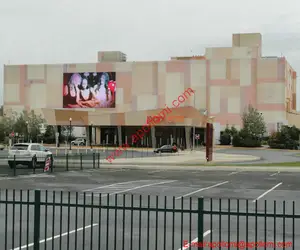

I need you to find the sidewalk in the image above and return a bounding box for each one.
[45,145,154,152]
[101,150,260,165]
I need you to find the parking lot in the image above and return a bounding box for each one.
[0,168,298,249]
[0,148,162,177]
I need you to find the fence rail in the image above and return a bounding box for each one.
[0,189,298,249]
[0,149,183,177]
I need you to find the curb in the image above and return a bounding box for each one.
[60,164,300,172]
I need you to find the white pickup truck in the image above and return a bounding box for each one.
[7,143,53,169]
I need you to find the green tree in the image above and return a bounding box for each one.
[14,112,28,137]
[61,126,74,137]
[2,112,18,136]
[13,110,45,142]
[27,110,45,141]
[0,121,5,142]
[268,125,300,149]
[242,104,266,138]
[224,124,238,137]
[42,125,75,144]
[43,125,56,143]
[219,133,231,145]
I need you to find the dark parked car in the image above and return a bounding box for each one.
[154,145,178,153]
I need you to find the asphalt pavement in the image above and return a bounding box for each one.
[217,148,300,164]
[0,168,298,249]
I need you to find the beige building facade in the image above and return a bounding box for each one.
[3,33,299,147]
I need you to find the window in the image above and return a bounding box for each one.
[12,144,29,150]
[31,145,41,151]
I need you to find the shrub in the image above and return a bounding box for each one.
[232,129,261,147]
[268,127,300,150]
[219,133,231,145]
[232,134,242,147]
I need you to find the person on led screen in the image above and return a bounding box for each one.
[93,72,110,107]
[78,78,100,108]
[63,73,82,108]
[90,72,98,88]
[108,80,116,103]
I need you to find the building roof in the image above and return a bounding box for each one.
[41,106,210,127]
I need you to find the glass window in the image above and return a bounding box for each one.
[12,144,29,150]
[31,145,40,151]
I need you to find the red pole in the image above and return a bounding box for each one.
[206,123,213,162]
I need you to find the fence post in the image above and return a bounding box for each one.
[198,198,204,250]
[80,153,83,170]
[13,155,16,176]
[93,153,95,169]
[50,155,53,173]
[33,190,41,250]
[33,156,36,174]
[66,154,69,171]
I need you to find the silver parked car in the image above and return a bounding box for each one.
[71,138,86,146]
[7,143,53,169]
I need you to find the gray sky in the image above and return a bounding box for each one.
[1,0,300,109]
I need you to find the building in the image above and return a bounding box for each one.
[3,33,299,148]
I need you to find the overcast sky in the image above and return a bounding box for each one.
[1,0,300,109]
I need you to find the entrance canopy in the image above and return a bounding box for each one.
[41,106,209,127]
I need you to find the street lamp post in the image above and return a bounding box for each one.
[26,121,29,142]
[192,92,196,151]
[69,118,72,150]
[90,122,93,149]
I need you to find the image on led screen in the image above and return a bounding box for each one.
[63,72,116,108]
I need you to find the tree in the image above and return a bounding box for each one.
[14,112,28,138]
[219,133,231,145]
[242,104,266,138]
[61,126,74,137]
[11,110,45,142]
[43,125,56,143]
[268,125,300,149]
[2,111,18,136]
[60,126,75,142]
[232,105,267,147]
[26,110,46,141]
[0,122,5,142]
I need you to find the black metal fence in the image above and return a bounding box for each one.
[0,147,182,177]
[0,190,298,250]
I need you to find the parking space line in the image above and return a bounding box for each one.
[191,170,205,173]
[228,171,239,176]
[11,223,98,250]
[178,230,211,250]
[148,170,165,174]
[253,182,283,202]
[99,180,177,198]
[175,181,229,200]
[83,180,145,192]
[0,173,54,181]
[100,169,127,172]
[270,172,280,177]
